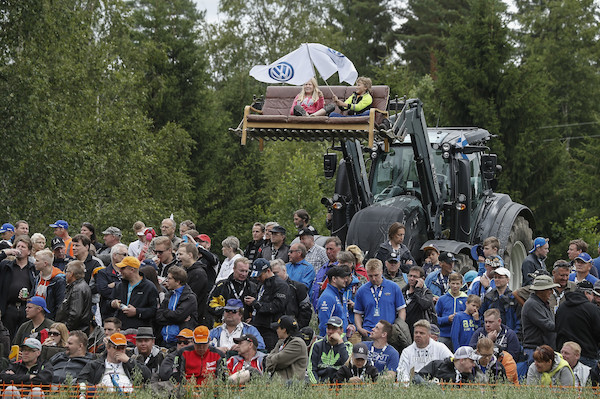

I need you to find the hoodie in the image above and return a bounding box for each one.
[34,267,66,320]
[556,290,600,358]
[435,291,468,338]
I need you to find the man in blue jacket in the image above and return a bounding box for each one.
[317,266,351,336]
[285,243,316,289]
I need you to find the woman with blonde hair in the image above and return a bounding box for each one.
[216,236,243,282]
[346,244,367,280]
[30,233,46,257]
[290,77,325,116]
[43,322,69,347]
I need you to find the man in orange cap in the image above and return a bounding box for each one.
[78,333,151,391]
[159,325,224,384]
[110,256,158,331]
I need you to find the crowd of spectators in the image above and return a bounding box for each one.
[0,214,599,395]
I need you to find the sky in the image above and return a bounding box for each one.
[194,0,220,23]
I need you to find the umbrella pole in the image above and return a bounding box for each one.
[305,43,335,97]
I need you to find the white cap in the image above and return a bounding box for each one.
[494,267,511,278]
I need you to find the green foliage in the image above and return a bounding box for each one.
[326,0,396,76]
[397,0,470,76]
[0,0,194,236]
[551,209,600,265]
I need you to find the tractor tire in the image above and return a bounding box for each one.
[503,216,533,289]
[455,252,475,275]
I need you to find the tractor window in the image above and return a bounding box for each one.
[371,146,419,202]
[470,156,484,208]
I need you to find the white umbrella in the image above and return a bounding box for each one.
[250,43,358,86]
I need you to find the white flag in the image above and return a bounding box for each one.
[249,46,316,85]
[250,43,358,86]
[306,43,358,85]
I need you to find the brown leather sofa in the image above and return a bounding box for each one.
[235,85,390,148]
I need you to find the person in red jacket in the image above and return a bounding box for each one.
[226,334,265,384]
[159,326,225,384]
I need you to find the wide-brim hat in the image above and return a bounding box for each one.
[530,275,560,291]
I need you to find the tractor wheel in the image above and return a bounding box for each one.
[503,216,533,289]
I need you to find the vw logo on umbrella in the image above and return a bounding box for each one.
[268,62,294,82]
[327,47,346,58]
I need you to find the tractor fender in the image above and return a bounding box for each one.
[346,196,428,263]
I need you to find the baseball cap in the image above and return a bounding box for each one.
[528,268,550,279]
[51,237,66,250]
[27,296,50,313]
[193,326,209,344]
[353,342,369,360]
[463,270,478,284]
[21,338,42,351]
[530,237,549,253]
[197,234,211,244]
[593,281,600,297]
[270,225,286,235]
[484,255,503,268]
[102,226,122,238]
[454,346,480,361]
[470,244,484,261]
[0,223,15,234]
[387,251,400,263]
[327,266,351,279]
[116,256,141,269]
[326,316,343,328]
[299,327,314,346]
[430,324,440,337]
[439,251,457,264]
[177,329,193,339]
[270,315,299,332]
[250,258,270,278]
[575,252,593,263]
[233,334,258,347]
[49,220,69,229]
[297,228,314,237]
[494,267,511,278]
[577,280,594,292]
[422,244,440,254]
[108,333,127,346]
[224,298,243,311]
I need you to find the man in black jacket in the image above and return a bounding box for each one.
[176,243,210,326]
[56,260,92,333]
[244,223,265,262]
[0,237,37,338]
[156,266,198,347]
[48,330,95,383]
[245,258,290,351]
[271,260,312,328]
[94,245,124,320]
[555,281,600,368]
[78,332,151,392]
[0,338,53,395]
[521,237,549,287]
[110,256,158,332]
[403,266,436,335]
[71,234,103,284]
[208,257,257,325]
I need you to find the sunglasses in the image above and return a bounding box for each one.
[177,339,192,345]
[224,309,239,313]
[155,250,166,255]
[48,331,60,336]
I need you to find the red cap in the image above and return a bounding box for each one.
[197,234,211,244]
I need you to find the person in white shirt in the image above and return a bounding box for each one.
[397,319,452,383]
[216,236,243,282]
[561,341,591,387]
[127,221,146,258]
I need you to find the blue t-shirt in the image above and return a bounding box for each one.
[363,341,399,373]
[354,278,406,330]
[450,311,480,350]
[569,272,598,285]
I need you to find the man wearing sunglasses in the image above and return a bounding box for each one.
[0,338,52,395]
[78,332,151,392]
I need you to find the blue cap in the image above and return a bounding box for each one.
[470,244,484,261]
[250,258,270,278]
[27,296,50,313]
[224,298,243,310]
[0,223,14,234]
[49,220,69,229]
[463,270,478,283]
[575,252,593,263]
[529,237,548,253]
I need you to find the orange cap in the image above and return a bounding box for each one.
[109,333,127,346]
[116,256,140,269]
[177,328,193,339]
[193,326,209,344]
